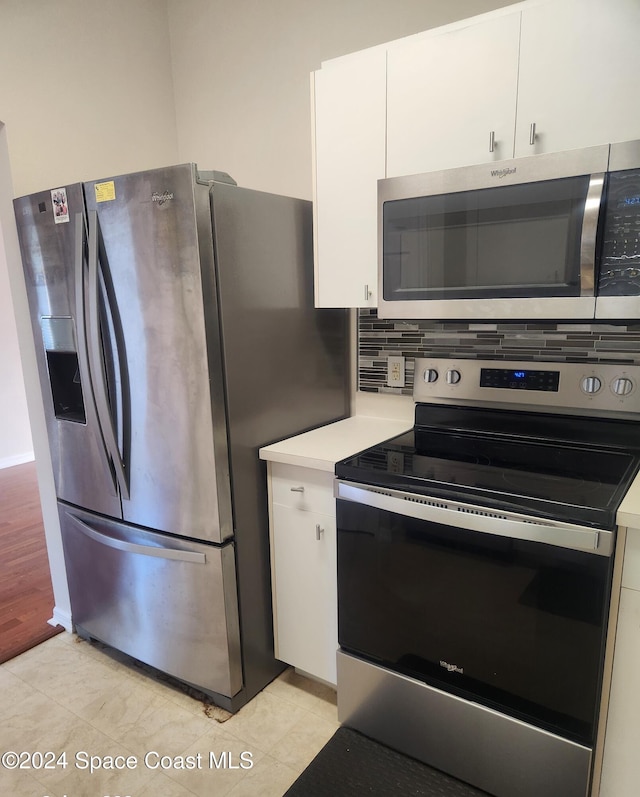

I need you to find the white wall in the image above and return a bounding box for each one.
[0,0,179,198]
[167,0,514,200]
[0,204,32,468]
[0,121,71,626]
[0,0,179,629]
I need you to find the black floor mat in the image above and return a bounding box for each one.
[284,726,492,796]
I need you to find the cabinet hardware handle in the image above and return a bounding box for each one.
[315,524,324,541]
[489,131,495,153]
[529,122,537,145]
[364,284,372,301]
[290,486,304,493]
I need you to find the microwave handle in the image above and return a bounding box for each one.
[580,173,605,297]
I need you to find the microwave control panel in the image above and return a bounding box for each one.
[599,168,640,296]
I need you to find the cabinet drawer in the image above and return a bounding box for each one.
[59,503,242,697]
[271,463,335,515]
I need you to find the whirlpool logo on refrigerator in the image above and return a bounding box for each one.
[152,191,174,206]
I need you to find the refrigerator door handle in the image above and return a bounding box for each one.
[68,513,207,564]
[87,210,129,499]
[74,212,119,497]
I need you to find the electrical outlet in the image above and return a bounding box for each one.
[387,356,405,387]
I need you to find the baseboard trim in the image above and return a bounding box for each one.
[0,452,35,470]
[49,606,72,633]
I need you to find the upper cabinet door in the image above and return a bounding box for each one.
[516,0,640,157]
[386,12,521,178]
[313,49,386,308]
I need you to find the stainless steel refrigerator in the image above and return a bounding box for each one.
[13,164,349,711]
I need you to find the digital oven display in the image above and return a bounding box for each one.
[479,368,560,391]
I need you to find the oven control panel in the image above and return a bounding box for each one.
[413,358,640,415]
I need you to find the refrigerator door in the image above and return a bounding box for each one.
[13,187,123,518]
[59,502,243,699]
[83,165,232,543]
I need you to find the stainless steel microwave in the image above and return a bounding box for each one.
[378,140,640,321]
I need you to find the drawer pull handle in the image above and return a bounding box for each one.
[316,524,324,541]
[290,486,305,493]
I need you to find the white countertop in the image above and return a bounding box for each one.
[259,415,412,472]
[259,413,640,528]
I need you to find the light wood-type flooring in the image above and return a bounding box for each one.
[0,460,62,663]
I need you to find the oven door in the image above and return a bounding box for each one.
[336,480,614,747]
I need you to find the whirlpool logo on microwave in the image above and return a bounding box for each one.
[490,166,517,179]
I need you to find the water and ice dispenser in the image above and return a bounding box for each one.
[41,316,85,423]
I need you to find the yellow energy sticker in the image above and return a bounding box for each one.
[94,181,116,203]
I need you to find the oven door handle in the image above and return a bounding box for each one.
[335,480,612,556]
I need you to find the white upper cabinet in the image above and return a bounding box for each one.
[311,0,640,309]
[312,48,386,308]
[386,13,521,178]
[515,0,640,157]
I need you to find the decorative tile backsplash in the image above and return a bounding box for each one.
[359,309,640,395]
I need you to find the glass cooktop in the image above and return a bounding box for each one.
[335,405,640,529]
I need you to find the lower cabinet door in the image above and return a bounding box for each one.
[271,502,337,684]
[600,586,640,797]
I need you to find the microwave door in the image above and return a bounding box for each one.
[378,177,599,320]
[377,144,609,321]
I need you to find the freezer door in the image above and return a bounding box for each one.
[83,165,232,542]
[13,188,122,518]
[59,502,243,699]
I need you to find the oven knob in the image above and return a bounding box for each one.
[446,369,461,385]
[581,376,602,394]
[423,368,439,383]
[612,377,634,396]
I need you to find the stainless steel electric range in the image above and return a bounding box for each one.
[335,358,640,797]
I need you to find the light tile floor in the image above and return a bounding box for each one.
[0,632,339,796]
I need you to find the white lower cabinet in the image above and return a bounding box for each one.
[268,463,338,685]
[599,586,640,796]
[599,527,640,796]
